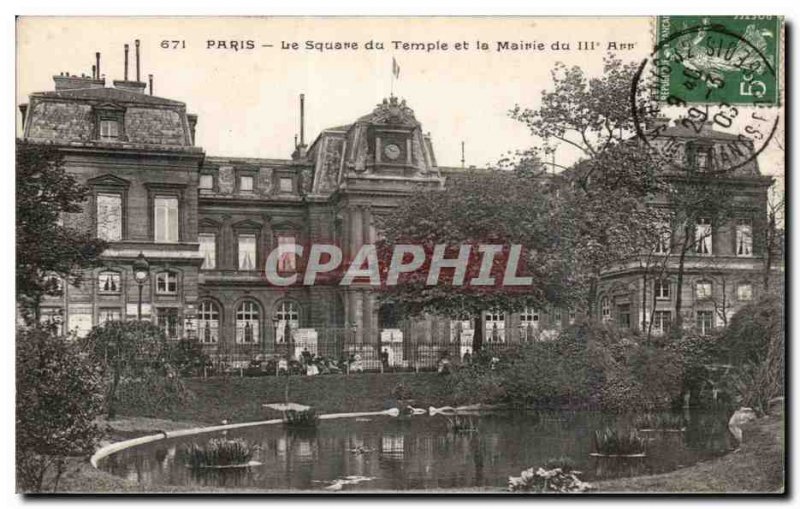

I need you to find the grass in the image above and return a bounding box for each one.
[182,438,254,468]
[114,372,452,424]
[592,427,646,456]
[633,412,687,431]
[445,415,479,433]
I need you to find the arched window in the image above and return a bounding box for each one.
[98,271,121,294]
[155,271,178,295]
[198,300,220,344]
[236,300,260,344]
[273,301,299,343]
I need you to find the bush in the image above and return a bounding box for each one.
[182,438,254,468]
[167,339,209,377]
[81,321,190,417]
[16,327,105,492]
[284,408,319,428]
[592,427,646,456]
[508,465,591,493]
[719,296,784,415]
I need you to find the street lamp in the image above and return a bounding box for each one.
[132,252,150,321]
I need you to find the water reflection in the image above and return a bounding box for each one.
[99,410,730,491]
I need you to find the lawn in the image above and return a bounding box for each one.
[115,372,454,424]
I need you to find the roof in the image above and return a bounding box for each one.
[31,87,186,108]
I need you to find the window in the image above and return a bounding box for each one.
[274,301,299,343]
[617,303,632,329]
[199,174,214,190]
[239,175,254,192]
[98,271,121,294]
[695,281,713,300]
[157,308,180,339]
[100,119,120,141]
[40,307,64,335]
[736,219,753,257]
[277,235,297,272]
[98,307,122,325]
[154,196,179,243]
[654,224,671,254]
[652,311,672,335]
[199,233,216,270]
[737,283,753,301]
[696,310,714,335]
[552,308,563,328]
[695,148,711,171]
[600,297,611,322]
[655,279,671,300]
[236,300,260,343]
[155,271,178,295]
[238,234,257,271]
[695,218,712,255]
[568,309,577,325]
[519,308,539,340]
[198,300,220,344]
[484,310,506,343]
[97,193,122,241]
[279,177,294,193]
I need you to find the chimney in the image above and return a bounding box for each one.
[95,52,101,80]
[53,74,105,90]
[149,74,153,96]
[91,65,96,80]
[113,42,147,93]
[135,39,141,82]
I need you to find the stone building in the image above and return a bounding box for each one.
[19,67,780,369]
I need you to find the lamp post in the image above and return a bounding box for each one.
[132,252,150,321]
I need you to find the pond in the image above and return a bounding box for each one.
[98,410,732,491]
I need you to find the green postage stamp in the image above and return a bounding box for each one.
[655,16,782,105]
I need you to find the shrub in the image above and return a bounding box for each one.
[633,412,686,431]
[16,327,105,492]
[81,321,190,417]
[592,427,646,456]
[390,382,414,401]
[284,408,319,428]
[445,415,479,433]
[542,456,577,472]
[167,339,209,377]
[182,438,254,468]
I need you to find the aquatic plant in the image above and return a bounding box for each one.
[182,438,254,468]
[633,412,687,431]
[508,465,591,493]
[445,415,479,433]
[284,408,319,428]
[592,427,646,456]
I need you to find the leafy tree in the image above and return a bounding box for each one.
[16,140,107,320]
[16,327,105,492]
[81,321,188,418]
[375,170,570,351]
[510,56,667,314]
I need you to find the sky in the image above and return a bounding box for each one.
[16,16,783,184]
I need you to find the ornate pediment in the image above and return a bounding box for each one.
[358,96,419,127]
[232,219,263,231]
[87,173,130,188]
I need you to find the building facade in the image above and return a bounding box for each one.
[19,70,779,369]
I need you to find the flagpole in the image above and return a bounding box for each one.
[391,57,395,98]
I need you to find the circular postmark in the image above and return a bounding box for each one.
[631,20,780,175]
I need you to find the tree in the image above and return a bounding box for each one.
[16,140,107,320]
[81,321,188,418]
[510,56,666,314]
[16,327,105,492]
[375,170,570,352]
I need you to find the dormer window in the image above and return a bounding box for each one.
[93,103,126,142]
[100,119,120,141]
[688,142,713,171]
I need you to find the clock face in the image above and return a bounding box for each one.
[383,143,402,161]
